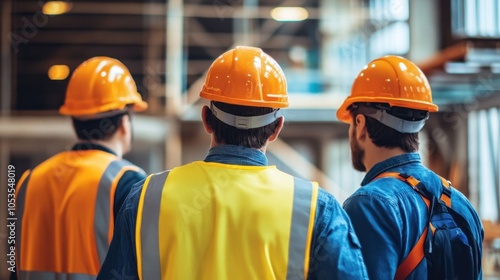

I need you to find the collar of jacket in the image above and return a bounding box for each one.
[204,145,268,166]
[361,153,421,186]
[72,142,117,156]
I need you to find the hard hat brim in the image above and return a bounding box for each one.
[336,96,439,123]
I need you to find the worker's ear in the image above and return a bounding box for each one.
[354,114,367,142]
[201,106,213,134]
[119,114,131,135]
[268,116,284,142]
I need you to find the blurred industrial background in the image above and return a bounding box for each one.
[1,0,500,278]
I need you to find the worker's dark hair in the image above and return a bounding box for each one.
[349,103,419,152]
[205,101,281,149]
[72,110,130,141]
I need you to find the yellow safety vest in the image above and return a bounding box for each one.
[16,149,141,279]
[136,161,319,280]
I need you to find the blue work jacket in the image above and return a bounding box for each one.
[344,153,483,280]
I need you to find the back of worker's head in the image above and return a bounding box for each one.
[337,55,438,152]
[60,56,148,142]
[200,46,288,149]
[204,102,281,148]
[71,107,131,141]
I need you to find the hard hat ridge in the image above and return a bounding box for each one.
[59,56,148,118]
[200,46,288,108]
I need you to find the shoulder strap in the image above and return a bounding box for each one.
[438,176,452,206]
[374,172,452,280]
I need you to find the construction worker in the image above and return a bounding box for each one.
[337,55,483,279]
[14,56,148,279]
[97,46,368,279]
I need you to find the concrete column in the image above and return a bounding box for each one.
[408,0,440,61]
[166,0,184,117]
[165,0,184,168]
[233,0,258,46]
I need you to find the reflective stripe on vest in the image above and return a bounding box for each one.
[16,150,141,277]
[288,177,316,279]
[95,160,139,263]
[136,162,319,280]
[137,171,168,279]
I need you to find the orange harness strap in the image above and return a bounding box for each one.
[374,172,451,280]
[394,226,427,280]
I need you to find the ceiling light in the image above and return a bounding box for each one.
[48,65,70,80]
[43,1,72,15]
[271,7,309,22]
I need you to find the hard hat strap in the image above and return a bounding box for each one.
[364,109,427,133]
[210,103,282,130]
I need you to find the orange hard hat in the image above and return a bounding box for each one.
[59,56,148,117]
[200,46,288,108]
[336,55,438,123]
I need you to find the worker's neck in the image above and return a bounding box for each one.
[83,139,124,158]
[363,143,406,172]
[210,139,268,154]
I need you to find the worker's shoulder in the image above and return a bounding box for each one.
[312,187,353,235]
[357,175,414,198]
[343,178,415,215]
[448,186,482,232]
[315,187,344,209]
[34,149,118,168]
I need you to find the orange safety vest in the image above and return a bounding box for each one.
[15,149,142,279]
[136,161,319,280]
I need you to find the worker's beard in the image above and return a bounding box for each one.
[350,126,366,172]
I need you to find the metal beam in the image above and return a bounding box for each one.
[14,2,166,16]
[13,2,320,19]
[15,28,308,47]
[187,19,230,57]
[16,59,151,75]
[16,30,148,45]
[0,115,170,143]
